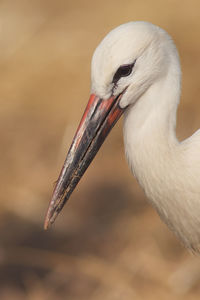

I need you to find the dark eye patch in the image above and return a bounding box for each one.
[112,60,136,84]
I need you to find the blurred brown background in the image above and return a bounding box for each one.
[1,0,200,299]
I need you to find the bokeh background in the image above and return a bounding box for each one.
[1,0,200,299]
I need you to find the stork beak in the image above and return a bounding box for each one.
[44,92,125,229]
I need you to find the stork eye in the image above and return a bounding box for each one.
[112,60,136,84]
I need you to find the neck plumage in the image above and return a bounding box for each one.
[123,60,181,186]
[122,60,200,250]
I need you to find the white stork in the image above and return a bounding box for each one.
[45,21,200,252]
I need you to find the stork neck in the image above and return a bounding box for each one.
[124,63,180,143]
[123,65,181,186]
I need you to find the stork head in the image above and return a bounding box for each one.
[44,21,178,228]
[91,21,175,108]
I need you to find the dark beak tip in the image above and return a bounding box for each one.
[44,212,51,230]
[44,203,56,230]
[43,221,49,230]
[44,191,65,230]
[44,213,56,230]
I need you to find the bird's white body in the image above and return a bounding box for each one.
[91,21,200,251]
